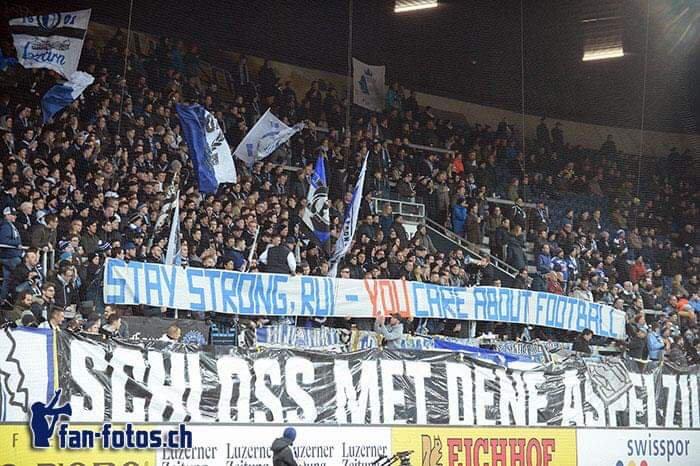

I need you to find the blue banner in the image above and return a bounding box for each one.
[103,259,627,339]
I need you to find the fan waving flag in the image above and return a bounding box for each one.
[233,109,303,166]
[41,71,94,123]
[301,155,330,246]
[176,104,236,193]
[10,9,91,78]
[328,153,370,277]
[164,191,181,266]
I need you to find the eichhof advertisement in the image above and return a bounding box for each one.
[576,429,700,466]
[157,425,392,466]
[391,426,577,466]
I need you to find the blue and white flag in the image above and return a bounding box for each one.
[301,156,330,245]
[164,191,181,266]
[176,104,236,193]
[41,71,94,123]
[352,58,385,112]
[10,9,91,78]
[328,153,369,277]
[233,109,303,166]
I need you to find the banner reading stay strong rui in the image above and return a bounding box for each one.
[103,259,626,338]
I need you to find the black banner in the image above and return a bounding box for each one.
[57,332,700,428]
[122,316,209,345]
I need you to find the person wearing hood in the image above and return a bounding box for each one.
[271,427,298,466]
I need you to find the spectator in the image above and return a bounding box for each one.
[9,247,42,296]
[259,235,296,274]
[374,313,403,350]
[513,269,530,290]
[647,323,666,361]
[54,264,78,312]
[31,281,56,322]
[572,278,593,302]
[0,206,22,301]
[626,313,648,359]
[536,244,552,275]
[466,204,482,245]
[572,328,593,354]
[506,225,527,272]
[451,197,467,236]
[600,134,617,158]
[30,214,58,251]
[160,324,182,342]
[102,312,123,337]
[39,306,64,331]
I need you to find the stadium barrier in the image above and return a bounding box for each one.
[2,424,699,466]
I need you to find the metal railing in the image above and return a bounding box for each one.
[423,218,517,280]
[371,196,425,224]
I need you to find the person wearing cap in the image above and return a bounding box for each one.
[259,235,296,275]
[271,427,298,466]
[0,206,23,301]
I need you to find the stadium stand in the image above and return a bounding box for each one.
[0,21,698,365]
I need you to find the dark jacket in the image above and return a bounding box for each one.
[0,220,22,259]
[572,335,592,354]
[506,234,527,271]
[271,437,297,466]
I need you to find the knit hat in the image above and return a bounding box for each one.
[283,427,296,442]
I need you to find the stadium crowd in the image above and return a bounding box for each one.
[0,28,698,363]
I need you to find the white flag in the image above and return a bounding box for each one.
[233,109,303,166]
[164,191,181,266]
[352,58,385,112]
[10,9,91,78]
[328,153,370,277]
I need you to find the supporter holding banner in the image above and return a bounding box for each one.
[233,109,304,166]
[164,191,181,266]
[10,9,91,77]
[301,156,330,246]
[328,153,369,277]
[352,58,386,112]
[176,104,237,193]
[103,258,627,338]
[41,71,94,123]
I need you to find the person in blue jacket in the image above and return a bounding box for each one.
[647,323,667,361]
[0,206,23,302]
[451,197,468,237]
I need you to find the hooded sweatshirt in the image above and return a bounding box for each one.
[271,437,297,466]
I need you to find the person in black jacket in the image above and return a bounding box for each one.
[626,313,648,359]
[259,235,296,274]
[506,225,527,272]
[0,206,23,301]
[271,427,297,466]
[572,328,593,354]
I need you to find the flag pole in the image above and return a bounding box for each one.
[245,226,260,272]
[345,0,353,139]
